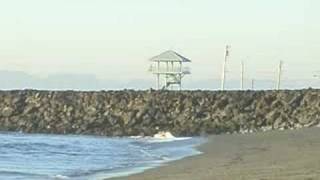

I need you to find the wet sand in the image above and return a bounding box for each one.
[111,127,320,180]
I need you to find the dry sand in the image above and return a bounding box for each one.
[110,127,320,180]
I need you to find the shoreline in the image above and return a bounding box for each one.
[98,136,204,180]
[110,127,320,180]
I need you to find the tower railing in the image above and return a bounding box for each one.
[148,66,191,74]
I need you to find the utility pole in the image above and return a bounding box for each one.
[221,45,230,91]
[179,62,182,91]
[251,79,255,90]
[313,71,320,78]
[157,61,160,90]
[165,62,168,89]
[276,61,283,90]
[241,61,244,90]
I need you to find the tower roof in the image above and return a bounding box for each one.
[149,50,191,62]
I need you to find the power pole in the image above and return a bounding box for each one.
[251,79,255,90]
[241,61,244,90]
[157,61,160,90]
[313,71,320,80]
[221,45,230,91]
[276,61,283,90]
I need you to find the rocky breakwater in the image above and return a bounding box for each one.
[0,89,319,136]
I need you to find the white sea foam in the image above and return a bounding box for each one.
[153,131,175,139]
[52,174,70,179]
[129,135,144,139]
[130,131,192,143]
[146,137,192,143]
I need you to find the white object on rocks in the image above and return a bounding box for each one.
[153,131,175,139]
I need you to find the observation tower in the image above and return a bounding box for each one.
[149,50,191,90]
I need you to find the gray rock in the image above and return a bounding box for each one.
[2,107,14,117]
[0,89,319,136]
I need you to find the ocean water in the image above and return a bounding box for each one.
[0,132,204,180]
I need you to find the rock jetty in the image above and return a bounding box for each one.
[0,89,319,136]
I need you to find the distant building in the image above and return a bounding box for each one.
[149,50,191,90]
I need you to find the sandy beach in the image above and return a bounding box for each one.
[111,127,320,180]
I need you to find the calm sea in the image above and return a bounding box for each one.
[0,132,203,180]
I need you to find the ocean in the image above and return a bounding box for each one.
[0,132,204,180]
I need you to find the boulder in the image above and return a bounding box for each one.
[2,107,14,117]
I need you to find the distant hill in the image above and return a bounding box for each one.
[0,70,318,90]
[0,70,151,90]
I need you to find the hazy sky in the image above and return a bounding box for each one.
[0,0,319,87]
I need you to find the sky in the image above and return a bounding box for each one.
[0,0,319,90]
